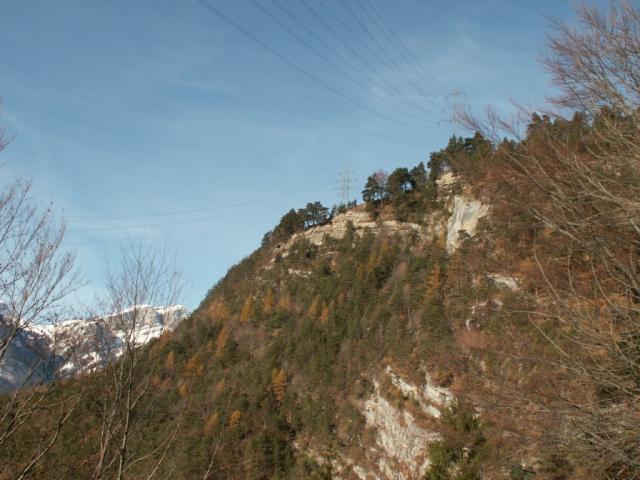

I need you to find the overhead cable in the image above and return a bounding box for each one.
[198,0,432,129]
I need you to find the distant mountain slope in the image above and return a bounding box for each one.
[0,314,59,392]
[0,304,188,391]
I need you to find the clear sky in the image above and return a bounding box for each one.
[0,0,586,310]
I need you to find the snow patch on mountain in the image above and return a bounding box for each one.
[43,304,188,374]
[0,322,56,392]
[0,305,188,390]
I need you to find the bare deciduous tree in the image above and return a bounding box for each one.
[461,2,640,477]
[0,178,82,479]
[89,244,189,480]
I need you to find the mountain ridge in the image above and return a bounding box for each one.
[0,304,188,391]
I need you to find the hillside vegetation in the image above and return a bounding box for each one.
[2,2,640,479]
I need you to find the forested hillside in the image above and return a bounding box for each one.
[4,105,638,479]
[1,130,494,479]
[2,2,640,479]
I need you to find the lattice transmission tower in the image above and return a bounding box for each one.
[334,169,356,206]
[444,90,469,136]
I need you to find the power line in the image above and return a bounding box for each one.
[67,202,292,233]
[355,0,449,97]
[271,0,367,83]
[315,0,443,112]
[315,0,408,88]
[64,197,333,247]
[67,221,257,248]
[248,0,437,126]
[50,178,332,222]
[198,0,430,129]
[57,199,267,221]
[338,1,444,112]
[66,215,273,248]
[284,0,443,121]
[298,0,399,95]
[66,234,154,248]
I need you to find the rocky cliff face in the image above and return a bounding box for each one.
[274,207,428,258]
[358,367,452,479]
[299,365,452,480]
[445,195,489,254]
[0,168,494,479]
[257,177,489,479]
[277,174,488,260]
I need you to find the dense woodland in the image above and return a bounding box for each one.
[2,2,640,479]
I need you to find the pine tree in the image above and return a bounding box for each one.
[410,162,428,191]
[362,170,387,209]
[307,296,320,318]
[275,209,305,239]
[203,412,219,434]
[271,368,287,403]
[262,290,274,314]
[319,303,330,324]
[165,350,175,371]
[229,410,242,427]
[240,295,254,323]
[215,325,230,357]
[278,291,292,311]
[209,299,230,321]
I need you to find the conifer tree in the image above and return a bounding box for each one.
[271,368,287,403]
[362,170,388,211]
[240,295,254,323]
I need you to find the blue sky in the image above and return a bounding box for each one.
[0,0,584,309]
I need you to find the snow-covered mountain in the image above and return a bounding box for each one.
[0,305,188,391]
[0,316,59,392]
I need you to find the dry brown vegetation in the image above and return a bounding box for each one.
[454,2,640,477]
[3,2,640,479]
